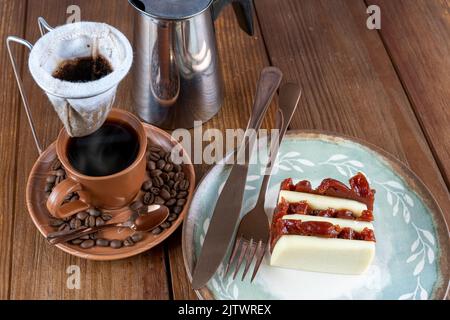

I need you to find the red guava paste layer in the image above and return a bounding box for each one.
[274,198,374,222]
[270,218,376,251]
[280,172,375,211]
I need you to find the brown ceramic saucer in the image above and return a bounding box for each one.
[26,123,195,261]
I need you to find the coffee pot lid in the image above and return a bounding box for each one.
[129,0,212,20]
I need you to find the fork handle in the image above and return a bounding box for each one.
[256,83,302,203]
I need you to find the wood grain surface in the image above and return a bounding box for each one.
[0,0,448,300]
[368,0,450,187]
[0,0,28,300]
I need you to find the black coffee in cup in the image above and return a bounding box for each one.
[52,55,113,83]
[67,120,140,177]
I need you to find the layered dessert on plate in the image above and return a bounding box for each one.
[270,173,376,275]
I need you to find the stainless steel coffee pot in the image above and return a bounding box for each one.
[128,0,254,129]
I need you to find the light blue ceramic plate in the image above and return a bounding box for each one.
[182,131,449,300]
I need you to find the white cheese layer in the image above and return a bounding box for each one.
[278,190,367,217]
[282,214,373,232]
[270,235,375,275]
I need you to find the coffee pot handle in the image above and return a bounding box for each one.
[213,0,254,36]
[6,36,43,155]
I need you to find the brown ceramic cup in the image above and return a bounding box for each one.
[46,109,147,219]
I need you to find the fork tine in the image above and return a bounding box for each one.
[250,241,266,282]
[232,239,249,280]
[241,239,257,281]
[224,236,242,277]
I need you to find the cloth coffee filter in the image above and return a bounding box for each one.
[28,22,133,137]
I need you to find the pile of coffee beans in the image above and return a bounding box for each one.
[44,143,190,249]
[134,144,190,235]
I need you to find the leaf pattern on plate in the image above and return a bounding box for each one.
[319,154,366,177]
[375,181,414,224]
[398,277,428,300]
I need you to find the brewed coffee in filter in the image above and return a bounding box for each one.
[28,21,133,137]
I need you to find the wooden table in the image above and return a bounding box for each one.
[0,0,448,299]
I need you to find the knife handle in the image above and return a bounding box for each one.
[238,67,283,162]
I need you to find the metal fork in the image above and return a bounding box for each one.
[224,83,302,282]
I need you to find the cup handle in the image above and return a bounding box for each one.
[46,178,90,219]
[6,36,44,155]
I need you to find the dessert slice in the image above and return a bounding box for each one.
[270,173,376,275]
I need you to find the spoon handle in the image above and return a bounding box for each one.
[47,222,129,245]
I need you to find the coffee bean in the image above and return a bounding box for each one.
[96,239,109,247]
[147,161,156,170]
[166,180,175,188]
[154,196,165,205]
[149,146,161,153]
[58,223,70,232]
[156,159,166,170]
[177,191,188,199]
[150,169,162,177]
[179,179,190,191]
[124,238,134,247]
[70,194,80,202]
[56,169,65,177]
[163,163,173,172]
[80,235,90,240]
[54,176,62,185]
[173,164,182,172]
[130,200,144,211]
[51,159,62,170]
[151,227,162,235]
[143,192,154,205]
[160,172,169,182]
[173,181,180,191]
[150,187,160,195]
[88,208,101,217]
[161,185,170,192]
[161,221,171,229]
[167,214,178,222]
[152,176,163,187]
[46,175,56,183]
[50,218,65,227]
[63,216,72,222]
[131,233,144,243]
[158,150,166,158]
[80,239,95,249]
[160,189,171,200]
[165,198,176,206]
[71,239,83,245]
[176,199,186,206]
[44,183,53,193]
[149,152,160,161]
[174,172,185,181]
[173,206,183,214]
[170,189,177,198]
[110,240,123,249]
[168,172,175,179]
[89,232,97,240]
[87,215,96,228]
[164,152,172,162]
[142,180,153,191]
[101,213,113,221]
[70,218,82,230]
[96,217,105,227]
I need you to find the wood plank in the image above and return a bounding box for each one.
[167,5,276,299]
[254,0,450,222]
[0,0,28,299]
[10,0,168,299]
[367,0,450,186]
